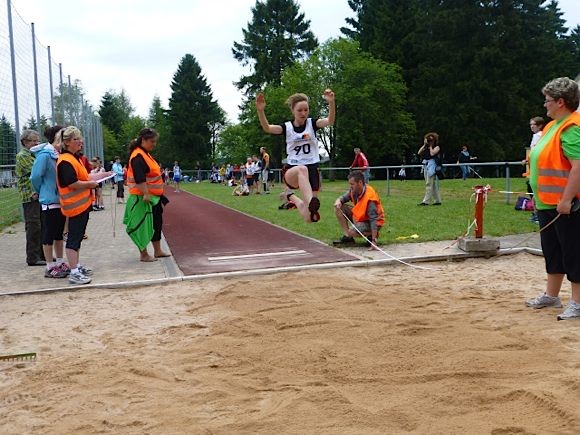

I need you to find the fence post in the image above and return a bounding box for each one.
[7,0,20,138]
[67,75,72,125]
[386,166,390,196]
[58,63,64,124]
[31,23,41,134]
[505,163,511,205]
[48,46,55,123]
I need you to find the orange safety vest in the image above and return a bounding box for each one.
[127,147,164,196]
[350,185,385,226]
[57,152,93,217]
[536,111,580,205]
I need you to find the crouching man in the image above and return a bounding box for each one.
[333,170,385,249]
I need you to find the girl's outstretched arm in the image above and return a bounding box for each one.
[256,93,283,135]
[316,89,335,128]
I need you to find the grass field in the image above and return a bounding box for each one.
[179,177,536,245]
[0,187,21,231]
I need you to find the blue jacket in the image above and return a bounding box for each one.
[30,143,60,205]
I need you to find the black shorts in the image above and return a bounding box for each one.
[246,177,254,186]
[538,208,580,282]
[41,208,66,245]
[253,173,260,182]
[282,163,320,192]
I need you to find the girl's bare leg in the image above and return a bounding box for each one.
[284,166,318,222]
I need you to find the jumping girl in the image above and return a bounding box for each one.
[256,89,335,223]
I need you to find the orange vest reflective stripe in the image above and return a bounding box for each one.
[57,152,92,217]
[127,147,164,196]
[536,112,580,205]
[350,185,385,226]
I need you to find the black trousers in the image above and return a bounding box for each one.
[23,200,43,263]
[116,180,125,198]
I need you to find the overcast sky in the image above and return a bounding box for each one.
[10,0,580,123]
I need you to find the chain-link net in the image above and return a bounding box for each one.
[1,0,104,229]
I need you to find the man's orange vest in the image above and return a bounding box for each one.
[536,111,580,205]
[57,152,92,217]
[127,147,164,196]
[350,185,385,226]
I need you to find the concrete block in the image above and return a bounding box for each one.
[458,237,500,253]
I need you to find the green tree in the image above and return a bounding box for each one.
[22,115,50,138]
[0,115,16,165]
[147,95,172,166]
[242,38,415,167]
[232,0,318,97]
[98,90,133,141]
[168,54,223,168]
[53,80,87,127]
[216,123,256,163]
[101,126,122,162]
[344,0,580,162]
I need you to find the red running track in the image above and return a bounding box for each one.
[162,189,357,275]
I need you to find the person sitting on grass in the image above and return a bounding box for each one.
[256,89,335,223]
[333,170,385,250]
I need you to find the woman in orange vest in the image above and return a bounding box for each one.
[525,77,580,321]
[125,128,170,262]
[56,126,101,285]
[332,170,385,250]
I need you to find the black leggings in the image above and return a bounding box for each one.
[66,208,90,251]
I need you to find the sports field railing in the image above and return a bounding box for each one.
[1,0,105,229]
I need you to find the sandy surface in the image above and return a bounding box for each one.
[0,253,579,434]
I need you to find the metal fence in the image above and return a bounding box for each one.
[1,0,104,228]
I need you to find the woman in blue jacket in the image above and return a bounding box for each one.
[30,125,69,279]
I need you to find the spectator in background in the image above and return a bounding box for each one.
[112,156,125,203]
[30,124,69,278]
[398,164,407,181]
[529,116,545,149]
[78,151,92,173]
[523,117,546,224]
[260,147,271,194]
[252,155,262,194]
[90,157,105,210]
[57,126,103,285]
[245,157,256,194]
[173,160,182,192]
[417,132,443,206]
[456,144,477,180]
[350,147,370,183]
[16,129,44,266]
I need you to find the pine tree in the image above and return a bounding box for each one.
[0,115,17,166]
[147,95,171,166]
[232,0,318,97]
[168,54,223,168]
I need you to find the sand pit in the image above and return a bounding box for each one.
[1,252,579,434]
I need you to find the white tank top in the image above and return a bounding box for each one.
[284,118,320,165]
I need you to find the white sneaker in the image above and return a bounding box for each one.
[557,300,580,321]
[525,292,562,309]
[69,271,91,285]
[78,265,93,276]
